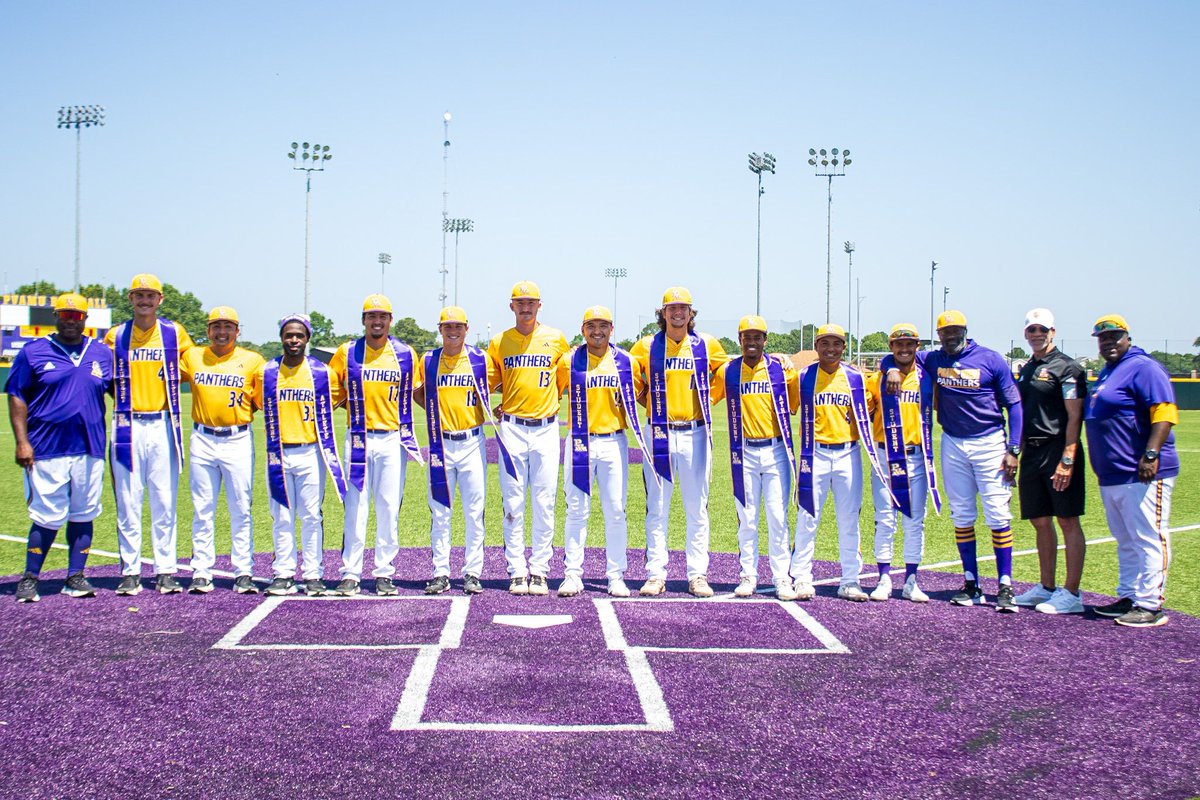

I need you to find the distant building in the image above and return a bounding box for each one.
[0,294,112,361]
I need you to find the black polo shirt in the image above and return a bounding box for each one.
[1017,347,1088,439]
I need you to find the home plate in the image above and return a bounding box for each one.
[492,614,573,629]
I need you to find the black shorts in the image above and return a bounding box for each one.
[1018,438,1086,519]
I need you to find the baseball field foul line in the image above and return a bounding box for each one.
[0,533,265,583]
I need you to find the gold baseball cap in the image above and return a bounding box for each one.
[937,310,968,329]
[129,273,163,294]
[511,281,541,300]
[53,293,88,313]
[888,323,921,341]
[582,305,613,323]
[815,323,847,342]
[362,294,393,313]
[737,315,768,334]
[661,286,694,306]
[207,306,239,324]
[439,306,468,325]
[1092,314,1130,336]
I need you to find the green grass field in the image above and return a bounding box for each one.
[2,397,1195,615]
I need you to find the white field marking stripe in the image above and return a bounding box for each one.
[400,722,669,733]
[594,599,629,650]
[606,596,784,603]
[211,595,284,649]
[638,646,844,655]
[778,601,852,654]
[391,645,442,730]
[223,643,435,651]
[624,648,674,732]
[439,596,470,648]
[280,594,457,602]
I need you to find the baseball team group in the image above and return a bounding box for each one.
[8,275,1181,628]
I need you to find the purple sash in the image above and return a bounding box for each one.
[111,320,182,473]
[346,337,424,492]
[423,349,452,508]
[725,356,797,508]
[879,354,942,516]
[569,345,653,496]
[262,357,347,508]
[466,347,516,480]
[647,331,711,483]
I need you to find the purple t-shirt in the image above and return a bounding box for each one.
[5,335,113,459]
[1084,345,1179,486]
[917,341,1023,446]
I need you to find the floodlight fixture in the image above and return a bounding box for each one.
[57,104,106,291]
[808,146,854,321]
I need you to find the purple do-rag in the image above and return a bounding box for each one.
[278,313,313,336]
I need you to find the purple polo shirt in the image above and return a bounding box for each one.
[917,341,1023,446]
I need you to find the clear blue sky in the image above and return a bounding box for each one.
[2,1,1197,353]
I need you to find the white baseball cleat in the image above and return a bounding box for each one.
[557,575,583,598]
[607,578,631,598]
[869,574,893,602]
[795,581,815,601]
[733,576,757,598]
[837,583,869,602]
[774,578,798,602]
[1035,587,1085,615]
[902,575,929,603]
[1014,584,1055,607]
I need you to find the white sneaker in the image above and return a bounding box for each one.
[838,583,869,602]
[902,575,929,603]
[734,576,757,598]
[1014,584,1055,607]
[1035,587,1085,615]
[795,581,815,601]
[869,574,893,602]
[775,578,798,602]
[607,578,631,598]
[557,575,583,598]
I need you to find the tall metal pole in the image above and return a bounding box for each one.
[604,268,627,331]
[943,286,949,311]
[304,173,312,313]
[74,127,82,292]
[855,278,865,366]
[929,260,938,351]
[808,148,850,324]
[825,175,832,322]
[378,252,391,294]
[288,141,332,315]
[440,112,451,305]
[747,153,775,316]
[844,241,855,346]
[58,105,105,292]
[444,218,473,306]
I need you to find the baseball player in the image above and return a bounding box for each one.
[1085,314,1179,628]
[414,306,497,595]
[865,324,942,602]
[8,293,112,602]
[791,324,889,602]
[329,295,424,597]
[630,287,727,597]
[487,281,570,596]
[257,314,348,596]
[886,310,1023,610]
[104,274,195,595]
[558,305,650,598]
[179,306,265,594]
[710,316,799,600]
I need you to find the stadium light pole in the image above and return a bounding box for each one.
[748,152,776,315]
[287,141,332,314]
[855,278,866,366]
[943,285,949,311]
[808,148,851,322]
[57,105,105,292]
[844,240,855,347]
[604,267,627,331]
[378,252,391,294]
[444,217,474,306]
[439,111,452,306]
[929,260,938,351]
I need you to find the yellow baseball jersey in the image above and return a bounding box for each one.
[487,324,570,419]
[711,356,799,440]
[181,346,265,427]
[329,340,415,431]
[103,321,195,412]
[556,348,647,434]
[414,349,498,433]
[808,365,875,444]
[630,332,728,422]
[867,368,922,446]
[254,360,317,445]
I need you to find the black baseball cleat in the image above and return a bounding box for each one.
[951,582,985,607]
[995,585,1018,613]
[424,576,450,595]
[1115,607,1169,628]
[334,578,360,597]
[265,577,298,596]
[233,575,259,594]
[462,574,484,595]
[1093,597,1135,618]
[16,572,40,603]
[188,578,214,595]
[156,574,183,594]
[375,577,398,596]
[304,579,326,596]
[115,575,143,596]
[63,573,97,599]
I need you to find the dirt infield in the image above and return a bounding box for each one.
[2,547,1198,800]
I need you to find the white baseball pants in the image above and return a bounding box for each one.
[498,419,560,579]
[341,430,409,580]
[563,433,629,581]
[644,425,711,581]
[734,440,792,584]
[24,454,104,529]
[792,444,863,586]
[112,414,180,576]
[428,429,488,579]
[189,428,255,580]
[871,444,929,566]
[940,430,1012,530]
[1100,477,1174,611]
[269,444,327,581]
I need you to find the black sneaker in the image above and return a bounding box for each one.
[334,578,360,597]
[266,577,297,596]
[156,574,183,594]
[424,576,450,595]
[116,575,143,596]
[1115,607,1169,628]
[303,579,326,596]
[375,577,398,596]
[527,575,549,596]
[463,574,484,595]
[188,577,214,595]
[233,575,259,594]
[63,573,97,598]
[16,572,39,603]
[1094,597,1135,618]
[951,581,985,606]
[995,585,1018,613]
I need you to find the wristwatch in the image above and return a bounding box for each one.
[1060,455,1074,467]
[1144,449,1159,462]
[1007,445,1021,457]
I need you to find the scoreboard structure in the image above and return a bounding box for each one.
[0,294,112,360]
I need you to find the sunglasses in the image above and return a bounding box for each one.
[1025,326,1049,334]
[1092,321,1127,335]
[57,310,86,322]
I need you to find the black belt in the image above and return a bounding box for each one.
[818,442,854,451]
[1025,436,1063,448]
[501,414,557,428]
[876,443,921,454]
[195,423,250,437]
[282,442,310,449]
[745,436,783,448]
[132,412,166,420]
[443,427,482,441]
[667,420,706,431]
[589,431,624,439]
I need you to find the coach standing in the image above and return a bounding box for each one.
[1085,314,1179,628]
[9,293,112,602]
[1013,309,1088,615]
